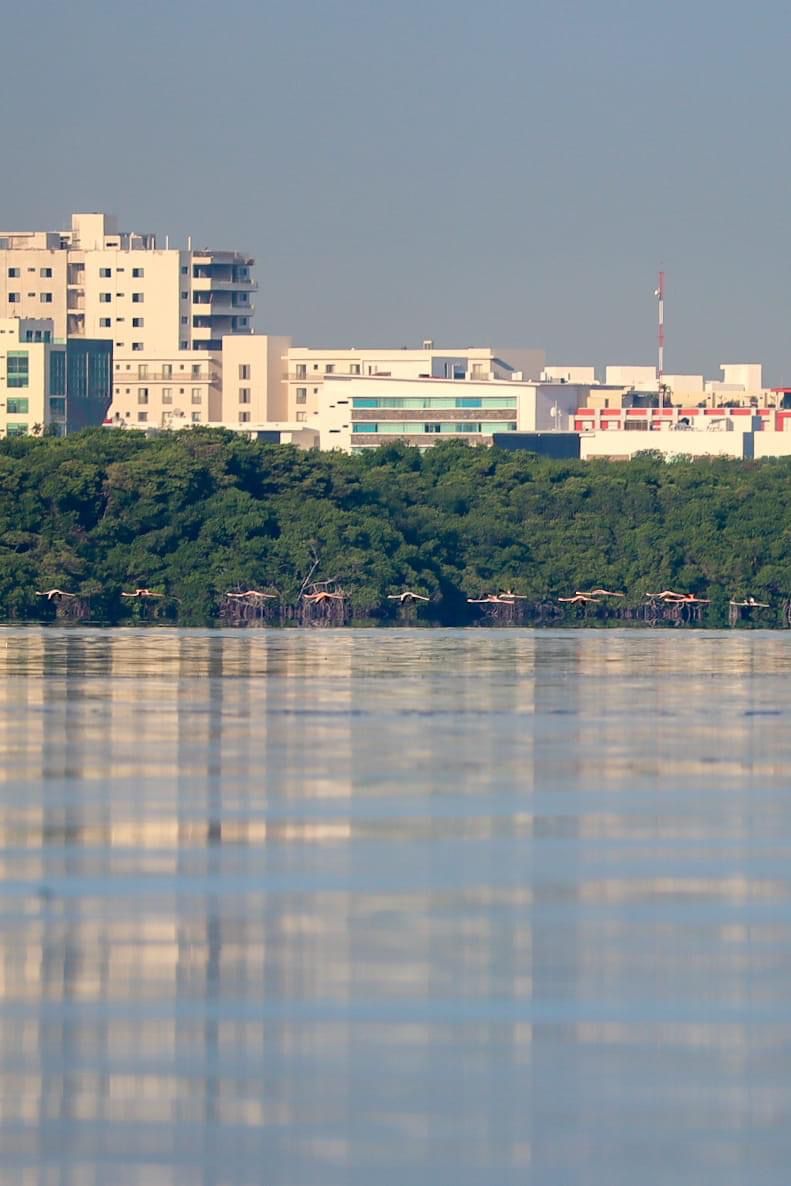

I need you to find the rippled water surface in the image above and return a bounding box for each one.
[2,626,791,1185]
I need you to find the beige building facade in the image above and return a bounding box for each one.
[0,213,257,420]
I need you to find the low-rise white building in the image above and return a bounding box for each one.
[283,343,544,425]
[312,374,589,452]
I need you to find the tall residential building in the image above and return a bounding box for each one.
[0,212,257,419]
[0,318,111,436]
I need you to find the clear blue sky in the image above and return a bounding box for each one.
[3,0,791,379]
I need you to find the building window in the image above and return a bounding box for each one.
[162,389,173,404]
[8,293,19,303]
[40,267,53,278]
[138,364,148,378]
[99,317,111,327]
[191,389,202,404]
[353,423,378,433]
[239,388,251,404]
[239,411,251,423]
[191,364,201,378]
[132,267,144,278]
[7,352,29,388]
[99,292,111,302]
[162,364,172,378]
[132,317,144,327]
[350,363,361,375]
[296,411,307,422]
[180,340,188,349]
[132,342,144,351]
[48,397,66,417]
[49,351,66,396]
[99,267,112,278]
[181,291,189,300]
[296,364,307,378]
[296,388,307,404]
[7,267,19,278]
[181,265,189,274]
[39,292,53,303]
[181,315,188,324]
[6,423,28,437]
[191,412,201,423]
[138,389,149,405]
[238,364,250,380]
[325,364,335,374]
[424,423,441,433]
[7,397,29,415]
[132,292,144,303]
[137,412,148,423]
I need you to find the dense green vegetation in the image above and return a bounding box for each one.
[1,427,790,626]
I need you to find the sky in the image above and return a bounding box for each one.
[2,0,791,380]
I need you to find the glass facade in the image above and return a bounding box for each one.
[66,340,113,432]
[49,350,66,396]
[352,421,517,436]
[7,351,29,388]
[352,396,517,410]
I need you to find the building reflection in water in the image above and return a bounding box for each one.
[1,628,791,1183]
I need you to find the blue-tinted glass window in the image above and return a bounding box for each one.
[7,352,29,388]
[49,351,66,395]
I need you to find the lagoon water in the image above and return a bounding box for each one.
[1,626,791,1184]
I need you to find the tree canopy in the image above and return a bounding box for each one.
[2,428,790,626]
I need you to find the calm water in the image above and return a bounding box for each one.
[1,627,791,1185]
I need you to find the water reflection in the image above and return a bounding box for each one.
[1,629,791,1184]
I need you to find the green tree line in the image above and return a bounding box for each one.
[1,427,790,626]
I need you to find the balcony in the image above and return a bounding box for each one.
[191,275,258,292]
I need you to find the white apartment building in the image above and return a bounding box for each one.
[0,212,257,418]
[283,344,544,425]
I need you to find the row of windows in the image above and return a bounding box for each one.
[115,363,205,378]
[352,422,518,435]
[114,387,203,404]
[99,267,144,278]
[99,317,143,327]
[8,292,53,303]
[134,411,202,424]
[137,389,203,406]
[99,292,144,302]
[352,397,517,410]
[8,267,52,278]
[295,362,362,377]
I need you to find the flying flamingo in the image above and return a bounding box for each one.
[576,588,624,598]
[303,591,345,604]
[35,589,76,600]
[387,591,430,604]
[558,594,601,605]
[121,588,165,599]
[225,590,277,600]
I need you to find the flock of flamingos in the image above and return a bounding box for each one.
[33,587,770,611]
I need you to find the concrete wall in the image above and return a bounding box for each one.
[541,365,596,384]
[580,429,746,461]
[605,364,658,390]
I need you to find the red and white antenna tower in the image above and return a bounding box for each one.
[655,271,665,381]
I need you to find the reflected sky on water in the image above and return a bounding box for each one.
[2,627,791,1185]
